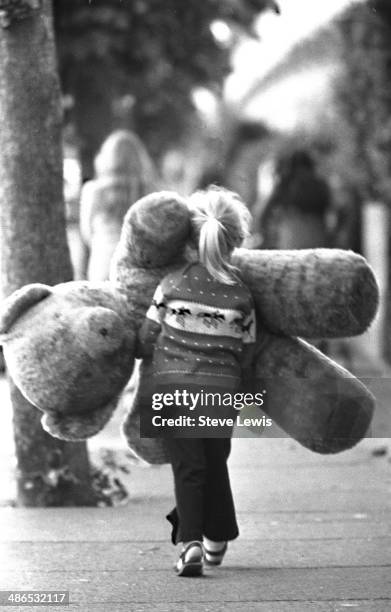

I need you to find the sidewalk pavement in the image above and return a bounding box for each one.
[0,342,390,611]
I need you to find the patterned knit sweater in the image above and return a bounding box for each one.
[138,262,256,391]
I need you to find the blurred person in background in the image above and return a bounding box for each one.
[260,149,333,250]
[259,148,334,355]
[79,130,159,281]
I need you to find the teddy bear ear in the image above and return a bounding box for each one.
[0,283,52,337]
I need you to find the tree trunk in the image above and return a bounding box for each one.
[0,0,95,506]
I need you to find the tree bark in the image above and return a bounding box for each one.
[0,0,95,506]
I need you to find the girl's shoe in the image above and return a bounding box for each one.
[203,541,227,566]
[175,541,204,577]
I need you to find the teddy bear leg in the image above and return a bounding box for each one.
[252,332,375,453]
[120,361,170,465]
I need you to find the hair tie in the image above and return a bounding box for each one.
[206,215,224,231]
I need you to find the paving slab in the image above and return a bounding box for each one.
[0,566,389,604]
[2,538,390,572]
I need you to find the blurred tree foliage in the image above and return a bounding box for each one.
[53,0,278,177]
[334,0,391,202]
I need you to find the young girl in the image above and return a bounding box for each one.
[137,186,256,576]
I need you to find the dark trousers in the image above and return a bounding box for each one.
[165,437,239,544]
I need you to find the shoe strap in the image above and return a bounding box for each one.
[181,541,203,560]
[204,542,227,556]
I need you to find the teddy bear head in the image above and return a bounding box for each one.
[0,191,193,441]
[0,281,137,439]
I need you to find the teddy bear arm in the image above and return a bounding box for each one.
[234,248,379,338]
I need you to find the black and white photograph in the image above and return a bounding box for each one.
[0,0,390,610]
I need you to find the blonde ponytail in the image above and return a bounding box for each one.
[189,186,251,285]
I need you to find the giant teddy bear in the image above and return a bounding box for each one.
[0,191,378,463]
